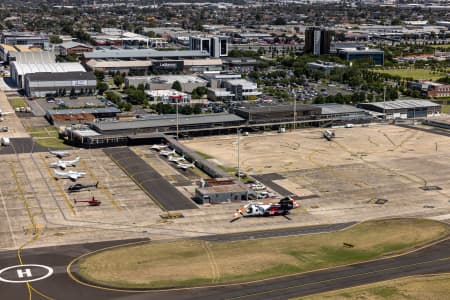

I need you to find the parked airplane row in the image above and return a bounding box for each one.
[151,144,196,170]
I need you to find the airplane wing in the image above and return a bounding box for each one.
[68,173,80,180]
[58,161,67,169]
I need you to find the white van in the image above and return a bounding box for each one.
[1,137,10,146]
[344,123,354,128]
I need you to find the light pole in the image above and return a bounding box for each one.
[383,85,386,121]
[237,128,240,182]
[293,88,297,131]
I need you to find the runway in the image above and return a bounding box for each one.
[1,222,450,300]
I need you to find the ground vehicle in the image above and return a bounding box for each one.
[1,137,10,146]
[345,123,354,128]
[2,126,8,132]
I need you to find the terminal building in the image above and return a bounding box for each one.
[357,99,440,119]
[90,113,246,136]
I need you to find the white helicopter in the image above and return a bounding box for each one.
[231,197,299,222]
[53,169,86,181]
[49,156,81,170]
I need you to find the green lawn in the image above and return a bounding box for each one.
[441,104,450,114]
[372,68,447,81]
[10,98,27,109]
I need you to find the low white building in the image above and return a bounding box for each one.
[145,89,190,104]
[222,78,261,101]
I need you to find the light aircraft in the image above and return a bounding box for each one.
[150,144,169,151]
[74,196,101,206]
[322,130,335,141]
[160,149,176,157]
[0,109,14,117]
[230,197,299,222]
[168,155,186,163]
[68,181,99,193]
[49,156,80,169]
[177,161,195,170]
[48,150,70,158]
[54,169,86,181]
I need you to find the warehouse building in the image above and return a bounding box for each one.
[357,99,440,119]
[91,113,245,135]
[11,61,86,89]
[125,75,207,93]
[24,72,97,97]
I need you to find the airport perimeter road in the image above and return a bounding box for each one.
[2,224,450,300]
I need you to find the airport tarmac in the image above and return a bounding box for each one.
[2,125,450,252]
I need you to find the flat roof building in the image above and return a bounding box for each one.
[91,113,245,135]
[337,47,384,66]
[24,71,97,98]
[83,49,210,61]
[357,99,440,119]
[125,75,207,93]
[11,62,86,88]
[233,104,321,124]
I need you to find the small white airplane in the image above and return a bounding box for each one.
[150,144,169,151]
[177,161,195,170]
[54,169,86,181]
[0,110,13,117]
[160,149,176,157]
[168,155,186,163]
[322,130,335,141]
[48,150,70,158]
[49,157,80,170]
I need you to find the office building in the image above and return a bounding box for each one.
[304,27,333,55]
[337,47,384,65]
[189,35,228,58]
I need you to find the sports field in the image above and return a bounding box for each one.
[372,68,447,80]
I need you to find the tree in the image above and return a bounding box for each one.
[49,35,63,44]
[97,82,108,94]
[113,75,124,88]
[70,88,76,97]
[172,81,182,92]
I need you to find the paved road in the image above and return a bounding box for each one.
[1,223,450,300]
[104,147,198,211]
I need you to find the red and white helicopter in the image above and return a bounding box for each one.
[230,197,299,222]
